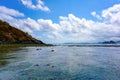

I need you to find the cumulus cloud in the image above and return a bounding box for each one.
[37,19,59,31]
[58,14,120,43]
[91,11,102,20]
[0,6,36,33]
[0,4,120,43]
[21,0,50,12]
[102,4,120,26]
[0,6,24,17]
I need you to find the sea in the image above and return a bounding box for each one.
[0,45,120,80]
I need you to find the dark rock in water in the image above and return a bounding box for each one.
[51,50,54,52]
[36,49,39,50]
[46,64,50,66]
[46,64,54,68]
[36,48,42,50]
[49,78,54,80]
[35,64,39,66]
[51,65,54,68]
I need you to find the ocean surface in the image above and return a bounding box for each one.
[0,45,120,80]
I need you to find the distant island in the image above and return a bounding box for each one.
[101,40,116,44]
[0,20,44,44]
[64,40,120,45]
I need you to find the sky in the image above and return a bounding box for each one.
[0,0,120,43]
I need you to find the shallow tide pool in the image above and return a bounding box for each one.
[0,46,120,80]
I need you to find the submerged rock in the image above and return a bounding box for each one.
[51,66,54,68]
[35,64,39,66]
[36,48,42,50]
[36,49,39,50]
[51,50,54,52]
[45,64,55,68]
[46,64,50,66]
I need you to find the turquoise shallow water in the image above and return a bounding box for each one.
[0,46,120,80]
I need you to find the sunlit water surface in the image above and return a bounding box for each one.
[0,46,120,80]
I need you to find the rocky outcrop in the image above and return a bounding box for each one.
[0,20,44,44]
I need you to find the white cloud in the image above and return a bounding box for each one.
[1,4,120,43]
[24,27,33,33]
[37,19,59,31]
[102,4,120,25]
[32,13,120,43]
[0,6,24,17]
[0,13,14,21]
[91,11,102,20]
[57,14,120,43]
[21,0,50,12]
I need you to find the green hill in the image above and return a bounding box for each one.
[0,20,44,44]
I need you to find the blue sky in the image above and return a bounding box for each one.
[0,0,120,43]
